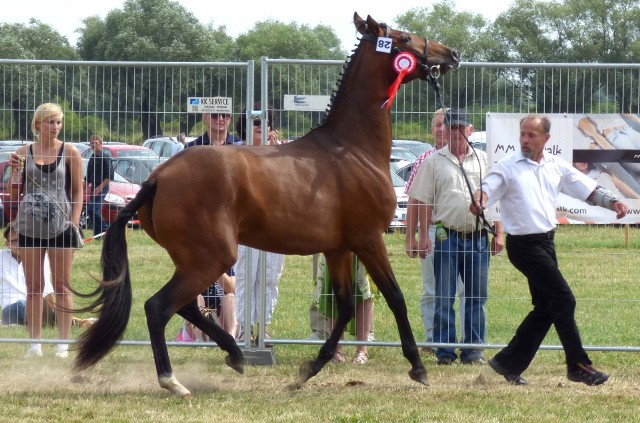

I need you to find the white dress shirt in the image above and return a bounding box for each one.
[481,151,596,235]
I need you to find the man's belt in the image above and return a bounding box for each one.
[444,227,487,240]
[508,230,555,240]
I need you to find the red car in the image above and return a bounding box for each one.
[82,159,141,227]
[80,143,159,159]
[0,159,140,227]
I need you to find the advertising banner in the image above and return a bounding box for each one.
[485,113,640,224]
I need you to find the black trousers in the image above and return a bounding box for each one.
[493,232,591,375]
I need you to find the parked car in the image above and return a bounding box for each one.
[81,159,141,228]
[0,151,13,162]
[390,155,411,175]
[0,158,141,227]
[0,140,33,155]
[112,157,165,185]
[392,140,433,158]
[389,171,408,230]
[67,141,91,155]
[81,144,158,159]
[142,136,181,159]
[395,162,415,183]
[391,146,418,163]
[468,131,487,151]
[0,160,17,222]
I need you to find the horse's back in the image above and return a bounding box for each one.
[140,141,395,256]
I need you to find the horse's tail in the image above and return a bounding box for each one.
[73,179,157,371]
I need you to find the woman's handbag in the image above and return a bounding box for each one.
[22,165,85,249]
[71,225,85,249]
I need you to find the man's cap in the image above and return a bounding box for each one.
[444,108,471,127]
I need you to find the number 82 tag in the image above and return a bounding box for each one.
[376,37,392,53]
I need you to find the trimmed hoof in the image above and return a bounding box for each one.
[409,366,429,386]
[225,354,246,374]
[298,361,316,384]
[158,374,192,398]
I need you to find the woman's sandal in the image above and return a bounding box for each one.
[352,351,369,365]
[331,351,346,364]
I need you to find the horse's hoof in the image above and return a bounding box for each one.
[409,367,429,386]
[159,374,192,398]
[298,361,315,384]
[225,355,245,374]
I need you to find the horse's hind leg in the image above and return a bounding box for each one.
[145,272,212,399]
[299,252,355,384]
[177,300,245,374]
[145,290,192,398]
[356,238,428,386]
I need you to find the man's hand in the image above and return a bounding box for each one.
[405,236,419,258]
[418,236,432,259]
[469,189,487,216]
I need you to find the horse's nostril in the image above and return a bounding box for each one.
[451,49,460,61]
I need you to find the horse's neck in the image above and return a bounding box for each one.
[321,45,394,159]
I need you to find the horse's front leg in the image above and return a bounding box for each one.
[145,288,192,399]
[299,253,354,384]
[357,240,428,386]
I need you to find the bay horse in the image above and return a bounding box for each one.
[73,12,459,398]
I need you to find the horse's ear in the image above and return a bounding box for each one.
[354,12,367,35]
[366,15,381,35]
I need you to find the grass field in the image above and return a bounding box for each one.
[0,225,639,422]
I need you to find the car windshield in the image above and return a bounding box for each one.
[391,147,417,162]
[393,141,433,158]
[112,171,130,183]
[116,149,159,158]
[390,171,406,188]
[115,158,164,184]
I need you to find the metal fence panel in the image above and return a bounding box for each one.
[0,59,638,356]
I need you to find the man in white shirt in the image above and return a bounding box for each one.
[471,114,628,386]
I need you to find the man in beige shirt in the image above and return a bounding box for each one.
[408,108,503,365]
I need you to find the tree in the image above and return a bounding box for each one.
[492,0,640,112]
[232,20,345,131]
[75,0,237,139]
[395,1,494,62]
[394,1,498,129]
[234,20,345,61]
[0,20,78,139]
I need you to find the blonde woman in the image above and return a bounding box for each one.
[10,102,84,358]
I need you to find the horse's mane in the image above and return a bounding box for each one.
[316,22,390,128]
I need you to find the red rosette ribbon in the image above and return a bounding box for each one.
[385,52,417,110]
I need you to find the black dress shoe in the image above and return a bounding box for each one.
[567,363,609,386]
[488,357,528,385]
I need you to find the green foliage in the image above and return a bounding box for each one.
[395,0,494,62]
[3,0,640,139]
[0,20,78,60]
[78,0,234,62]
[234,20,345,61]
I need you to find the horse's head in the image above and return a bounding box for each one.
[354,12,459,81]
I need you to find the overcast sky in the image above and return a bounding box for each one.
[1,0,515,52]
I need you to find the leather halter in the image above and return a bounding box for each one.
[360,29,441,80]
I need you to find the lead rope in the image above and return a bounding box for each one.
[426,75,496,254]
